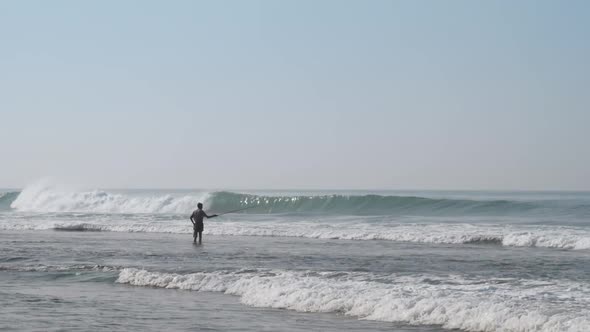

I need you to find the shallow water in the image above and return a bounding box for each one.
[1,230,589,331]
[1,231,450,332]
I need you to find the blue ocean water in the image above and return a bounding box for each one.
[1,182,589,331]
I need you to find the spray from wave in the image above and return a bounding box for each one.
[7,181,210,214]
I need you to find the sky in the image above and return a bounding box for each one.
[1,0,589,190]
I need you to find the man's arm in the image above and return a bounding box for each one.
[205,212,218,218]
[190,213,196,225]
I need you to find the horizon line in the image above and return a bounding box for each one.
[2,186,590,193]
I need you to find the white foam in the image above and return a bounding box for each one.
[206,221,508,244]
[10,180,210,214]
[502,231,590,250]
[2,216,590,250]
[116,268,590,332]
[205,222,590,250]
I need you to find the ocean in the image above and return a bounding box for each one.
[1,182,589,331]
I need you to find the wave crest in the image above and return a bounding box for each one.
[208,191,541,215]
[6,182,560,216]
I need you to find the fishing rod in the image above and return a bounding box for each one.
[215,205,257,217]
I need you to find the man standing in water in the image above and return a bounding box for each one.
[190,203,217,244]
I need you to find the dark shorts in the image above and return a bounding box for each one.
[193,222,204,233]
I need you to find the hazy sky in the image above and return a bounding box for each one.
[1,0,589,190]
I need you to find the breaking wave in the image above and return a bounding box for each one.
[7,182,210,214]
[4,181,589,250]
[6,182,589,217]
[116,268,590,332]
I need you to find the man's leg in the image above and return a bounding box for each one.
[193,229,197,243]
[198,231,202,244]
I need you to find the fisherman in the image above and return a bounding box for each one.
[190,203,217,244]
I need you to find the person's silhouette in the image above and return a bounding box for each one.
[190,203,217,244]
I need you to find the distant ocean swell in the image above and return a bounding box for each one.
[0,264,120,273]
[115,268,590,332]
[3,185,589,217]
